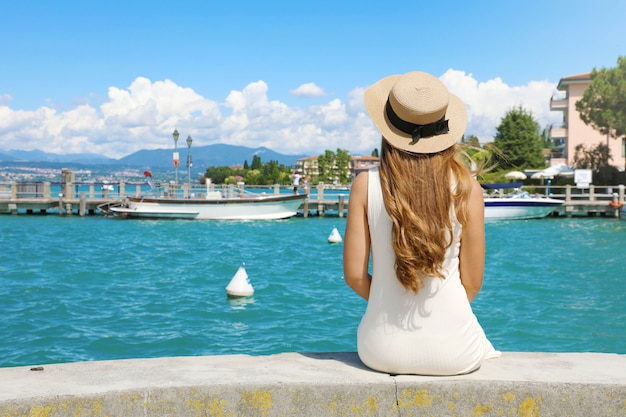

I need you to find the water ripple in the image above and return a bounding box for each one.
[1,215,624,367]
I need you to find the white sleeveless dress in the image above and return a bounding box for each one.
[357,168,500,375]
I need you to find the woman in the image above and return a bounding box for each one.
[343,71,499,375]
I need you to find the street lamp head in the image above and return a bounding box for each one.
[172,129,180,143]
[186,135,193,148]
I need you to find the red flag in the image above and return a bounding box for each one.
[144,171,152,177]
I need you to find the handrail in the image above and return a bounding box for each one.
[1,181,624,204]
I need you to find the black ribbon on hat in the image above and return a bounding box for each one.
[385,99,449,144]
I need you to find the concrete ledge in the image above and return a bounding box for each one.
[1,352,625,416]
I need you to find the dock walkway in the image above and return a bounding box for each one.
[1,181,624,218]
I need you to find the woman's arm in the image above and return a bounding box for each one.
[459,178,485,302]
[343,172,372,300]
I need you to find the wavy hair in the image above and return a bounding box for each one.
[378,139,475,293]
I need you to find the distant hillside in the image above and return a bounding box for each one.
[4,149,116,164]
[1,145,306,168]
[0,152,16,162]
[118,144,306,168]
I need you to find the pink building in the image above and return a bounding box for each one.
[550,73,625,170]
[350,155,380,177]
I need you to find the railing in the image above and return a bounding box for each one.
[0,182,11,199]
[0,181,349,201]
[525,184,625,203]
[2,181,624,206]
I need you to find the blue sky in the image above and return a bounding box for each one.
[1,0,624,159]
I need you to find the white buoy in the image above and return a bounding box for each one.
[328,227,342,244]
[225,264,254,298]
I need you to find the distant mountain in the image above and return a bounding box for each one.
[4,149,116,164]
[1,145,306,168]
[118,144,305,168]
[0,152,17,162]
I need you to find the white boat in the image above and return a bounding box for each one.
[104,191,306,220]
[482,183,564,221]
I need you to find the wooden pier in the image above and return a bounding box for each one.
[0,181,349,217]
[0,181,623,219]
[529,184,624,219]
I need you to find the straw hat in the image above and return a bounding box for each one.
[364,71,467,154]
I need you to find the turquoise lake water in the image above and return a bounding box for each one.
[1,214,625,368]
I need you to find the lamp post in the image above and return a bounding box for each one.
[186,135,193,195]
[172,129,180,192]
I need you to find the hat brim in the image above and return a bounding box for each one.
[364,74,467,154]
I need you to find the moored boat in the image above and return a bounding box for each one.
[482,183,564,221]
[104,191,306,220]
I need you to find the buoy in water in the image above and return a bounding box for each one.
[328,227,342,244]
[225,264,254,298]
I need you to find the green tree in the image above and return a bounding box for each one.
[462,134,480,147]
[540,125,553,149]
[572,143,619,184]
[261,160,283,185]
[205,166,234,184]
[318,150,335,183]
[335,148,352,185]
[243,160,250,170]
[371,148,379,157]
[465,143,501,172]
[493,106,545,170]
[251,155,262,170]
[575,56,626,148]
[572,143,612,170]
[243,169,262,185]
[460,134,501,173]
[205,157,293,185]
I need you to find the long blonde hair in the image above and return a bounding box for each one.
[378,139,475,293]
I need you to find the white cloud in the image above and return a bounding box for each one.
[440,69,561,143]
[0,72,564,159]
[289,82,328,98]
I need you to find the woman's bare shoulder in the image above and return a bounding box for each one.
[469,178,484,200]
[350,171,369,203]
[467,177,485,217]
[354,171,369,186]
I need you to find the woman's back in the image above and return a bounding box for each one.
[357,168,498,375]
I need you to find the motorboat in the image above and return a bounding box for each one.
[482,183,564,221]
[102,188,306,220]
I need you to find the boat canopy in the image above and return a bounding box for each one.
[481,182,523,190]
